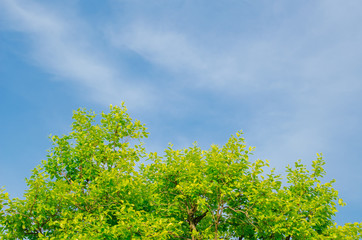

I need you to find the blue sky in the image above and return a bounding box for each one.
[1,0,362,225]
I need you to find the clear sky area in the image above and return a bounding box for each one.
[1,0,362,225]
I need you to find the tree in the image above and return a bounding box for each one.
[1,104,361,239]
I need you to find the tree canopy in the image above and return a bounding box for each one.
[1,104,361,239]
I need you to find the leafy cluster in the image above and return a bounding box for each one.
[1,104,361,239]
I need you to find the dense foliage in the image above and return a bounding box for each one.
[1,104,361,239]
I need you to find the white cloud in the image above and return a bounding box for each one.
[2,0,362,167]
[109,23,248,90]
[105,1,362,178]
[0,0,152,108]
[113,24,207,73]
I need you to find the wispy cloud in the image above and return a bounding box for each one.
[106,1,362,172]
[0,0,152,108]
[108,22,248,91]
[1,0,362,167]
[112,25,206,74]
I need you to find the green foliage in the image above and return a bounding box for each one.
[1,104,361,239]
